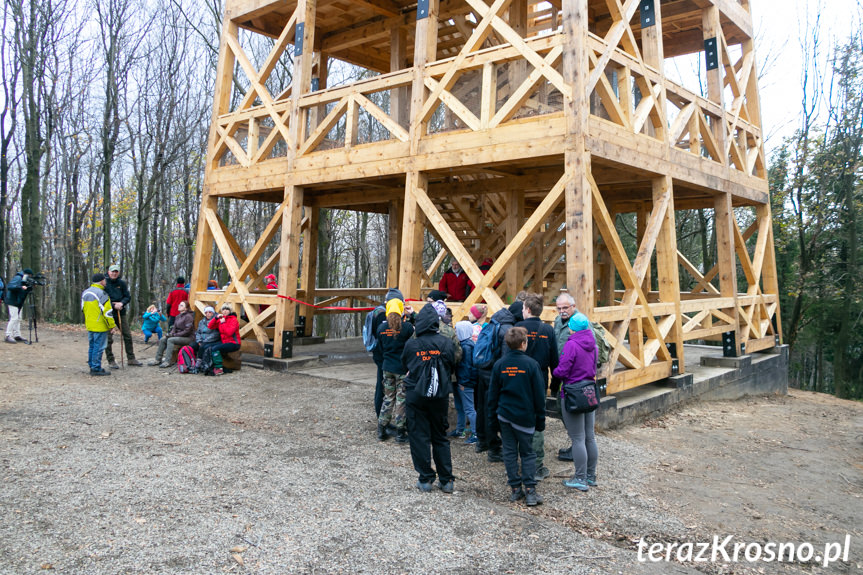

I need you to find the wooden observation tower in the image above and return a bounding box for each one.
[190,0,781,394]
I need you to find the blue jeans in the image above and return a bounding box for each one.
[87,331,108,371]
[142,326,163,342]
[452,384,466,432]
[459,386,476,433]
[499,419,536,488]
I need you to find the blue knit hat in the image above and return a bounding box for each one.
[568,312,590,332]
[431,300,448,318]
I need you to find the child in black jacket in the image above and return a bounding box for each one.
[488,327,547,506]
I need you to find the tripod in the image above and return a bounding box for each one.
[24,289,38,345]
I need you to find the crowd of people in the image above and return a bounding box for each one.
[75,268,241,376]
[369,269,603,505]
[4,259,600,503]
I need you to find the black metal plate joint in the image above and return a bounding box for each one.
[640,0,656,28]
[704,37,719,70]
[294,22,304,57]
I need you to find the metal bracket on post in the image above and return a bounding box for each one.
[640,0,656,28]
[264,343,274,358]
[704,37,718,70]
[281,330,294,359]
[310,77,319,92]
[295,315,306,338]
[596,377,607,397]
[294,22,304,56]
[417,0,429,19]
[722,331,738,357]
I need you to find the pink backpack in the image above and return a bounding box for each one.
[177,345,196,374]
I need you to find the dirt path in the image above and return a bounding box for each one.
[0,326,860,574]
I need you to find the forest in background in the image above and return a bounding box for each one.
[0,1,860,399]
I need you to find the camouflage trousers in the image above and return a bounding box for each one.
[378,371,407,430]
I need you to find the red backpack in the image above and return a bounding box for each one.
[177,345,196,374]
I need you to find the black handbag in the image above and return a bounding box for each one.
[563,379,600,414]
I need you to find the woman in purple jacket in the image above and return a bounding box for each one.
[552,312,598,491]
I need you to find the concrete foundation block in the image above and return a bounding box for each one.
[701,354,752,369]
[659,373,693,388]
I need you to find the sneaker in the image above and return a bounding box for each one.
[464,433,477,445]
[563,476,589,491]
[487,449,503,463]
[158,361,171,368]
[108,361,120,370]
[395,429,408,443]
[377,424,390,442]
[509,486,525,502]
[437,480,454,494]
[127,359,142,366]
[558,446,573,461]
[90,368,111,376]
[535,465,551,481]
[525,487,543,506]
[460,429,471,438]
[587,476,597,487]
[14,336,28,343]
[448,429,464,438]
[147,359,161,366]
[416,480,433,493]
[4,336,16,344]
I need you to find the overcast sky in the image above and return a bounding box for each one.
[752,0,860,153]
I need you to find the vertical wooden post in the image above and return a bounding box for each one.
[387,200,402,287]
[636,202,652,294]
[300,206,319,338]
[714,192,740,353]
[391,26,409,127]
[641,0,665,139]
[654,175,684,372]
[309,53,328,131]
[276,0,316,357]
[508,0,528,98]
[275,185,304,356]
[758,203,782,341]
[702,6,727,160]
[410,0,439,156]
[505,190,524,300]
[599,211,616,307]
[400,171,427,299]
[191,15,238,309]
[562,0,593,315]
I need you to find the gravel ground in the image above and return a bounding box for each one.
[1,326,860,574]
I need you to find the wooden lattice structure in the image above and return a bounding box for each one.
[190,0,781,393]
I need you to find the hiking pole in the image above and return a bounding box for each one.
[116,311,125,369]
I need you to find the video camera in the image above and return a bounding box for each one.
[23,273,48,287]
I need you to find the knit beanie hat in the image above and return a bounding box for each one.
[204,306,216,314]
[431,300,448,318]
[385,287,404,302]
[385,298,404,317]
[569,312,590,332]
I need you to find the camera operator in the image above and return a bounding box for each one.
[104,265,142,367]
[4,268,33,344]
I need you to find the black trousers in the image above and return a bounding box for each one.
[475,368,502,451]
[405,392,453,484]
[105,312,136,361]
[374,361,384,417]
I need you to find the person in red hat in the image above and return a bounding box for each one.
[264,274,278,290]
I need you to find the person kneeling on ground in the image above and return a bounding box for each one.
[488,326,546,506]
[149,300,194,368]
[208,304,241,360]
[401,305,457,493]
